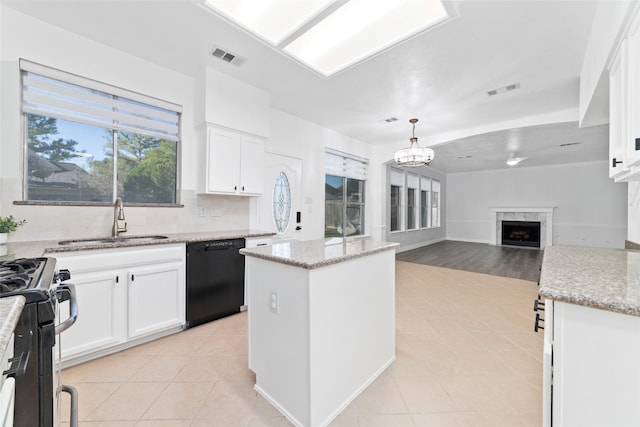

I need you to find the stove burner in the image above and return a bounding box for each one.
[0,257,45,294]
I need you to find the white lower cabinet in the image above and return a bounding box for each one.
[127,262,184,339]
[544,300,640,427]
[54,244,185,366]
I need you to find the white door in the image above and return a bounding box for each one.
[259,153,303,241]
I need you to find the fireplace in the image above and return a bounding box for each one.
[501,221,541,248]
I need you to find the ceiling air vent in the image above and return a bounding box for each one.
[487,82,521,96]
[211,46,246,67]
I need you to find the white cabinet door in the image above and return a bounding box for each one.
[58,270,125,360]
[609,41,628,179]
[239,136,265,195]
[127,262,185,339]
[55,244,185,365]
[206,127,239,194]
[551,302,640,427]
[625,13,640,170]
[201,124,265,195]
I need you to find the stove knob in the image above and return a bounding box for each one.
[56,269,71,282]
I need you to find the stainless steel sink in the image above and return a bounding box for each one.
[58,235,168,246]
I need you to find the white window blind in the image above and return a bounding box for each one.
[325,150,368,180]
[432,180,441,192]
[420,176,430,191]
[390,168,405,186]
[20,59,182,142]
[407,173,419,188]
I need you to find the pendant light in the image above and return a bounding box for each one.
[394,118,434,167]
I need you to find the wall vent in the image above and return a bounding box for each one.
[211,46,247,67]
[487,82,521,96]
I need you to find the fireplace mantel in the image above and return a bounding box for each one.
[490,207,555,248]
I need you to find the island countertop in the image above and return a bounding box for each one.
[240,237,399,269]
[539,245,640,317]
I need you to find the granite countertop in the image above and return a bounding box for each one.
[0,296,25,356]
[0,229,275,260]
[240,237,399,269]
[539,245,640,317]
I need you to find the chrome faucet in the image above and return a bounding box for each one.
[112,197,128,238]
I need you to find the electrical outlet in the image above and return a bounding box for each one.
[198,207,207,217]
[269,291,279,314]
[211,207,222,217]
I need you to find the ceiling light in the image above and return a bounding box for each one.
[284,0,449,76]
[395,118,434,167]
[203,0,336,46]
[487,82,521,96]
[202,0,454,77]
[506,154,526,166]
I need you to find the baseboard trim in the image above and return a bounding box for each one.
[394,237,446,253]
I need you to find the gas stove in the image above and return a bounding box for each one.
[0,257,60,303]
[0,256,78,426]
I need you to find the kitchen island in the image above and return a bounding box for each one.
[240,237,398,427]
[538,245,640,427]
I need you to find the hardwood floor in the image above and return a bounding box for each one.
[396,240,544,283]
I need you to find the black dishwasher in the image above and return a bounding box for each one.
[185,239,245,328]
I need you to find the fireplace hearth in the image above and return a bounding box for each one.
[501,221,541,248]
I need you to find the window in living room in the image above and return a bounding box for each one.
[420,176,431,228]
[389,167,404,232]
[324,150,367,237]
[388,166,441,233]
[407,173,418,230]
[432,179,441,227]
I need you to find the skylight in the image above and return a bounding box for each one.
[202,0,453,78]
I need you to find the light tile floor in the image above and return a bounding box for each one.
[61,261,543,426]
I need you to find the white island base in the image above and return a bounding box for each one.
[243,240,396,427]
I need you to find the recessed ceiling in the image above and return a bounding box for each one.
[0,0,604,172]
[427,121,609,174]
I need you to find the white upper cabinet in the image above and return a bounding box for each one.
[609,5,640,181]
[626,14,640,171]
[199,124,265,196]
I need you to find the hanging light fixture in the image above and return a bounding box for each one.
[394,118,434,167]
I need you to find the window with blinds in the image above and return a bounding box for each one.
[325,150,367,237]
[21,59,182,204]
[389,168,404,232]
[389,166,441,233]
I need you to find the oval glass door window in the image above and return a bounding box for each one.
[272,171,291,233]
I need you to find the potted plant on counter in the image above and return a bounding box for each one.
[0,215,26,244]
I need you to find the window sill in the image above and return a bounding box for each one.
[14,201,184,208]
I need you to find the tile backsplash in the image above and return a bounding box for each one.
[1,179,251,242]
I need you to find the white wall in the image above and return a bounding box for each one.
[447,161,628,249]
[265,108,372,241]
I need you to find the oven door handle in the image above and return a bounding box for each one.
[61,384,78,427]
[55,283,78,335]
